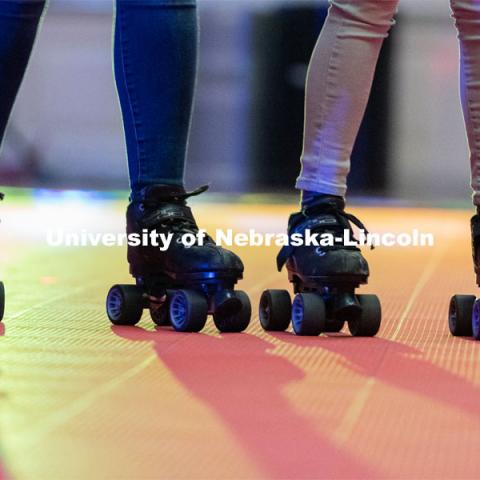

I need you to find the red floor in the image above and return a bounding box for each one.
[1,201,480,479]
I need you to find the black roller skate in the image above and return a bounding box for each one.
[449,213,480,339]
[259,195,381,337]
[0,192,5,322]
[106,185,251,333]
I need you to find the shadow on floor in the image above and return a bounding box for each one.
[270,332,480,420]
[112,325,381,479]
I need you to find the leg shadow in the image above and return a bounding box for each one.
[270,332,480,419]
[112,326,381,479]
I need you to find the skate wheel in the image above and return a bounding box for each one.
[472,298,480,340]
[324,319,345,333]
[214,291,251,333]
[0,282,5,322]
[150,304,170,326]
[259,289,291,331]
[170,289,208,333]
[348,294,381,337]
[291,293,326,336]
[106,284,144,326]
[448,295,475,336]
[149,290,173,326]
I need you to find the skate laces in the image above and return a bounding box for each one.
[302,197,371,239]
[140,185,214,240]
[319,206,370,238]
[141,185,209,206]
[155,213,198,235]
[276,201,371,271]
[163,184,209,203]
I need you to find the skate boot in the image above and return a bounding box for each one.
[106,185,251,333]
[259,195,381,336]
[448,212,480,339]
[0,192,4,322]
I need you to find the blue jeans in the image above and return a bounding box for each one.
[0,0,197,198]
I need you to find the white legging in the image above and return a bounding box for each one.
[296,0,480,205]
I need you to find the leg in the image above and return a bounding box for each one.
[269,1,396,337]
[446,1,480,337]
[107,0,250,333]
[0,0,45,321]
[450,0,480,206]
[0,0,46,149]
[451,0,480,295]
[113,0,198,199]
[297,0,399,199]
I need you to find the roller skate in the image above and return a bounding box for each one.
[0,192,5,322]
[259,195,381,337]
[106,185,251,333]
[448,212,480,339]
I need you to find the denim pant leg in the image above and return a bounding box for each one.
[114,0,198,200]
[451,0,480,206]
[0,0,46,150]
[296,0,399,198]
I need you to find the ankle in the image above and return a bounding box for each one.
[300,190,345,209]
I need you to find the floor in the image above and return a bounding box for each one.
[1,192,480,479]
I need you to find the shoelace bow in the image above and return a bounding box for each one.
[144,185,213,239]
[277,204,373,271]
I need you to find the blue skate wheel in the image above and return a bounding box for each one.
[291,293,326,336]
[106,284,144,326]
[259,289,291,332]
[348,294,381,337]
[448,295,475,336]
[213,290,251,333]
[0,281,4,321]
[472,298,480,340]
[169,289,208,333]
